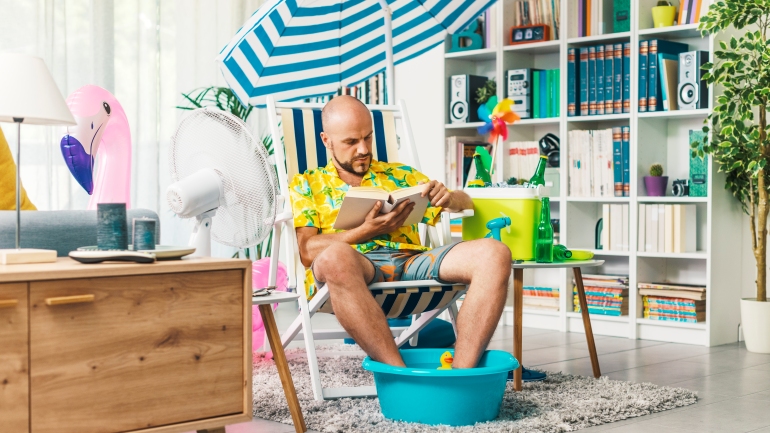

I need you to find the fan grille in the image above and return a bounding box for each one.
[169,108,277,248]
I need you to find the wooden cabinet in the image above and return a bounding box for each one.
[0,259,252,433]
[0,283,29,433]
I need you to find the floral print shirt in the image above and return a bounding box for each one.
[289,159,442,298]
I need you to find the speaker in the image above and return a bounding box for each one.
[678,51,709,110]
[506,69,532,119]
[449,74,487,123]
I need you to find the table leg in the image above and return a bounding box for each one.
[197,428,225,433]
[573,267,601,378]
[260,304,308,433]
[513,267,524,391]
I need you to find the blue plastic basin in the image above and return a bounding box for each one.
[362,349,519,426]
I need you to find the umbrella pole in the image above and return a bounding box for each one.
[378,0,395,104]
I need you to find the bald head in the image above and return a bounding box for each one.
[319,96,374,178]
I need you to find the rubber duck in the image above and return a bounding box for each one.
[437,351,454,370]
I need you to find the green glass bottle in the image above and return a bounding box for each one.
[529,155,548,186]
[472,152,492,185]
[535,197,554,263]
[553,244,573,261]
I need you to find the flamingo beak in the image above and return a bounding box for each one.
[61,134,94,194]
[60,101,111,195]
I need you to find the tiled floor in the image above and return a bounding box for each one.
[203,304,770,433]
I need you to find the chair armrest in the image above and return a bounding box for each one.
[274,211,293,224]
[447,209,474,220]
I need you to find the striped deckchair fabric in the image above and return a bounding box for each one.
[317,284,466,319]
[280,107,399,178]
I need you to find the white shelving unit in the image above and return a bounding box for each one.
[441,0,743,346]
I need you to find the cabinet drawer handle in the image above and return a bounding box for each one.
[0,299,18,308]
[45,294,95,306]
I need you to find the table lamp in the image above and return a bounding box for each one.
[0,53,76,264]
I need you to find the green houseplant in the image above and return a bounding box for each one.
[698,1,770,352]
[643,163,668,196]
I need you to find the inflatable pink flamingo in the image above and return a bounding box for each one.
[60,85,131,209]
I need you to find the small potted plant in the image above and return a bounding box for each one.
[652,1,676,28]
[644,163,668,196]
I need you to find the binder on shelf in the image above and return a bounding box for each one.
[611,204,624,251]
[546,70,554,118]
[613,0,630,32]
[639,40,648,113]
[533,70,541,119]
[622,126,630,196]
[568,48,578,117]
[648,40,689,112]
[555,69,561,117]
[674,204,697,253]
[689,130,709,197]
[622,203,629,251]
[614,43,623,114]
[646,204,658,252]
[580,47,589,116]
[602,204,610,250]
[589,46,597,115]
[597,45,605,116]
[540,69,547,118]
[612,127,623,197]
[604,44,615,114]
[638,203,646,251]
[664,205,674,253]
[657,205,665,252]
[623,42,631,113]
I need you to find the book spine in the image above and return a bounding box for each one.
[547,69,554,118]
[588,46,596,115]
[689,0,698,24]
[596,45,605,115]
[579,0,584,37]
[555,68,560,116]
[568,48,577,116]
[659,53,669,111]
[614,44,623,113]
[623,42,631,113]
[580,48,589,115]
[540,70,547,118]
[533,70,541,119]
[694,0,703,24]
[604,44,614,113]
[648,40,659,112]
[612,127,623,197]
[622,125,630,197]
[639,40,648,112]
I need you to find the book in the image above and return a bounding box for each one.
[333,185,429,230]
[679,0,691,25]
[659,53,679,111]
[648,40,689,112]
[555,68,561,116]
[638,282,706,292]
[588,46,597,115]
[533,69,541,119]
[689,130,709,197]
[604,44,615,113]
[612,126,623,197]
[664,204,674,253]
[596,45,605,115]
[674,204,697,252]
[580,47,589,115]
[568,48,578,116]
[614,44,623,113]
[638,40,648,112]
[657,204,665,252]
[547,69,554,118]
[602,204,610,250]
[623,42,631,113]
[540,70,548,118]
[646,204,658,252]
[640,288,706,301]
[613,0,630,32]
[622,126,630,196]
[611,204,624,251]
[638,204,646,251]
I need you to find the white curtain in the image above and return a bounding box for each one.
[1,0,266,253]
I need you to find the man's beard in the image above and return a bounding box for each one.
[332,148,371,176]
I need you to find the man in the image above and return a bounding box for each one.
[288,95,509,370]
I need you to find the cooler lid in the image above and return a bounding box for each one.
[463,185,545,199]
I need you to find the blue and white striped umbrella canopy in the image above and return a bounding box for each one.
[216,0,496,106]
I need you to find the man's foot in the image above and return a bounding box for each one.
[507,367,547,382]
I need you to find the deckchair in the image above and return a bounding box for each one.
[266,95,471,401]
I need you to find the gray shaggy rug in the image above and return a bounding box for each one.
[253,346,697,432]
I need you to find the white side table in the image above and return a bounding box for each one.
[511,260,605,391]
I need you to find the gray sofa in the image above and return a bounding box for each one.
[0,209,161,256]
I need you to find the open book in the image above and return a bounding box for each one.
[333,184,429,230]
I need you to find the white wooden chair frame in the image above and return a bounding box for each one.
[265,95,472,401]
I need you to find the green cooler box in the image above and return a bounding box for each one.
[462,188,542,260]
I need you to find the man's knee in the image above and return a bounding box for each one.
[476,238,511,264]
[313,241,366,283]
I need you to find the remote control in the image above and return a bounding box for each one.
[69,250,156,264]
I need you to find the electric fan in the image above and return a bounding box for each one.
[166,108,277,256]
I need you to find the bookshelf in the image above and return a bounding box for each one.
[441,0,743,346]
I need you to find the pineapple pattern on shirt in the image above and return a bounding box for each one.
[289,159,442,299]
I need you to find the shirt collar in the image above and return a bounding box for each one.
[322,158,383,184]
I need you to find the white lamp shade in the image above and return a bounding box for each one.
[0,53,75,125]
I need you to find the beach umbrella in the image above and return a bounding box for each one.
[216,0,496,106]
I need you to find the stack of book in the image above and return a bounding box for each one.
[639,282,706,323]
[678,0,707,25]
[511,0,561,40]
[508,141,540,182]
[600,204,629,251]
[638,40,689,112]
[444,136,491,190]
[568,44,631,117]
[524,286,560,311]
[531,69,561,118]
[638,204,697,253]
[568,127,629,197]
[573,274,629,316]
[304,72,387,105]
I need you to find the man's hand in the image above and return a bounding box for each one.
[420,180,451,208]
[361,200,415,237]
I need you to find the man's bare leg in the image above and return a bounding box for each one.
[312,241,406,367]
[438,238,511,368]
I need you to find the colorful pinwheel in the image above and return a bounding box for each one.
[477,96,520,144]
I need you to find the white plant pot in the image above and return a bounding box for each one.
[741,298,770,353]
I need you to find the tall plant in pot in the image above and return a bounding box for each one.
[698,2,770,352]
